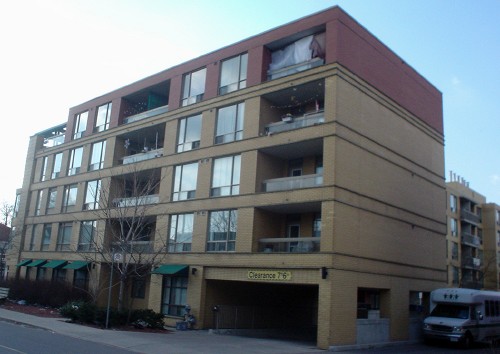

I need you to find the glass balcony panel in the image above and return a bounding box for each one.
[258,237,320,253]
[265,111,324,135]
[122,148,164,165]
[123,105,169,124]
[112,194,159,207]
[43,134,65,148]
[264,174,323,192]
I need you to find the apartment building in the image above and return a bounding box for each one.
[7,7,446,349]
[446,176,500,290]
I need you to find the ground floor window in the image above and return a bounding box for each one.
[36,267,46,281]
[131,277,146,299]
[161,276,188,316]
[52,268,67,283]
[73,269,88,290]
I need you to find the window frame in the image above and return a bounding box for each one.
[78,220,96,251]
[89,140,106,171]
[47,187,57,211]
[73,111,88,140]
[161,276,188,316]
[41,224,52,251]
[177,114,202,153]
[84,179,101,210]
[56,222,73,251]
[207,209,237,252]
[52,152,63,179]
[168,213,194,252]
[172,163,198,201]
[94,102,112,133]
[215,102,245,144]
[211,155,241,197]
[181,68,206,106]
[40,156,49,182]
[68,147,83,176]
[62,184,78,211]
[219,53,248,95]
[35,189,44,216]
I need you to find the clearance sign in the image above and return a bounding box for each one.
[247,270,292,281]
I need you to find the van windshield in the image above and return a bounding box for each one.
[430,304,470,319]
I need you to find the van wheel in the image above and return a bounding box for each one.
[462,333,473,349]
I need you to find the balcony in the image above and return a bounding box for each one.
[122,148,164,165]
[43,134,65,148]
[258,237,320,253]
[461,232,482,247]
[112,194,159,207]
[460,209,481,224]
[111,241,153,254]
[462,256,481,270]
[263,173,323,192]
[265,111,324,135]
[123,105,169,124]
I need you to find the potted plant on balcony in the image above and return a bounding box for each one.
[282,113,293,123]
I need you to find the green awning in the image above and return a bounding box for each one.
[26,260,47,267]
[152,264,188,275]
[16,259,32,267]
[63,261,90,270]
[42,260,68,269]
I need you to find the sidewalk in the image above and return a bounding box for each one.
[0,307,324,354]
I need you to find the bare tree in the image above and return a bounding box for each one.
[0,201,13,227]
[76,166,168,311]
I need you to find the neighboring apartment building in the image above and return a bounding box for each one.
[7,7,446,349]
[446,176,500,290]
[0,223,10,280]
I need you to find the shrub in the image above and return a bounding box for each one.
[130,309,165,329]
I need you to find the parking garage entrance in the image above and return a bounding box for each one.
[205,280,318,341]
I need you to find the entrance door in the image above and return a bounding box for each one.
[287,224,300,252]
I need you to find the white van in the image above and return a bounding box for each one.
[423,288,500,347]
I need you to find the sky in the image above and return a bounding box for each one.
[0,0,498,206]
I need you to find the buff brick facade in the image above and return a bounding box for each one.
[8,6,446,350]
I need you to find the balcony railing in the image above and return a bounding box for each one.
[258,237,320,253]
[112,194,159,207]
[265,111,324,135]
[122,148,163,165]
[263,173,323,192]
[123,105,169,124]
[462,256,481,269]
[111,241,153,253]
[460,209,481,224]
[43,134,65,148]
[267,57,324,80]
[461,232,482,247]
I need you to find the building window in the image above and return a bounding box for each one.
[13,193,20,218]
[219,53,248,95]
[36,267,46,281]
[41,224,52,251]
[68,147,83,176]
[182,68,206,106]
[84,180,101,210]
[35,190,44,216]
[451,242,458,260]
[52,152,63,179]
[28,225,37,251]
[78,220,96,251]
[169,213,194,252]
[449,194,457,213]
[56,222,72,251]
[74,269,89,290]
[172,163,198,201]
[161,276,188,316]
[94,102,112,132]
[450,218,458,237]
[496,210,500,225]
[177,114,201,152]
[211,155,241,197]
[73,111,88,139]
[52,268,67,283]
[47,187,57,210]
[215,102,244,144]
[89,140,106,171]
[131,277,146,299]
[40,156,49,182]
[62,184,78,212]
[452,266,459,285]
[207,210,237,252]
[313,214,321,237]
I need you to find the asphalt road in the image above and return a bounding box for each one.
[0,320,135,354]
